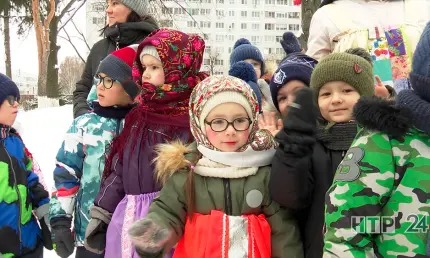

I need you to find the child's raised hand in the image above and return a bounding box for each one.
[258,112,283,137]
[129,219,171,258]
[374,75,390,98]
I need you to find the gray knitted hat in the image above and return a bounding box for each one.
[119,0,148,17]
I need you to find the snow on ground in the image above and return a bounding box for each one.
[14,105,75,258]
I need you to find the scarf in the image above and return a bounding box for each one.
[102,29,207,180]
[0,125,10,139]
[190,76,277,179]
[134,28,209,116]
[92,102,135,119]
[317,121,358,150]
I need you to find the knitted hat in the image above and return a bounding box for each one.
[118,0,148,17]
[0,73,20,105]
[310,52,374,97]
[96,44,140,100]
[230,38,265,76]
[409,21,430,102]
[270,53,317,110]
[139,45,161,62]
[228,61,263,112]
[280,32,302,55]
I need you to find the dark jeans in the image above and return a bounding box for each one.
[75,247,105,258]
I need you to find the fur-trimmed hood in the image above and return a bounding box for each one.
[153,141,200,186]
[353,96,413,137]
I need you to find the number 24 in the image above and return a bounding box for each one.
[406,214,428,233]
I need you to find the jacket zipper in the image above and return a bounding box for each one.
[3,141,22,245]
[223,179,232,215]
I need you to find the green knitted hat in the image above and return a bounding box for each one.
[310,52,374,97]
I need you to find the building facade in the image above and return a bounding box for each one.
[85,0,301,75]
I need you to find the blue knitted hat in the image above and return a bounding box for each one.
[229,61,263,113]
[230,38,265,77]
[0,73,20,105]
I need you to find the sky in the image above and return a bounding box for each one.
[0,3,88,77]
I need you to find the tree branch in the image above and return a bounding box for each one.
[71,19,91,51]
[58,0,78,20]
[60,29,86,63]
[57,0,86,32]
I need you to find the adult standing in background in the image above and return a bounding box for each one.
[306,0,425,94]
[72,0,158,118]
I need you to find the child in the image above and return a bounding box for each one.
[230,38,277,113]
[270,49,375,258]
[127,75,303,258]
[324,21,430,258]
[49,45,140,258]
[84,28,208,258]
[0,73,52,257]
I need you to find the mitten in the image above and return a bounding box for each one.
[128,219,171,258]
[84,206,112,254]
[35,203,53,250]
[51,217,75,258]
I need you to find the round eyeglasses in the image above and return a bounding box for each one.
[94,74,119,89]
[6,95,19,105]
[205,117,252,132]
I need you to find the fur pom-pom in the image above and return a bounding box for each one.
[233,38,251,49]
[281,32,301,55]
[354,96,412,137]
[229,61,258,83]
[153,141,191,185]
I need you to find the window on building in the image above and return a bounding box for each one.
[252,0,260,5]
[264,23,274,30]
[251,36,261,44]
[228,47,232,53]
[92,3,105,12]
[289,24,300,31]
[201,9,211,15]
[241,23,247,29]
[174,8,186,15]
[228,23,235,29]
[265,35,275,42]
[276,0,285,5]
[162,7,173,14]
[251,11,260,18]
[216,22,225,29]
[217,0,224,3]
[201,0,212,3]
[215,71,224,75]
[276,36,283,42]
[229,10,235,16]
[216,10,225,16]
[230,0,235,3]
[241,11,247,17]
[276,24,288,31]
[228,35,234,41]
[206,46,212,53]
[204,59,211,65]
[265,0,275,4]
[93,17,105,25]
[215,59,224,65]
[252,23,260,30]
[276,12,285,18]
[288,12,300,18]
[241,0,247,4]
[216,35,224,42]
[187,21,198,27]
[265,11,275,18]
[189,8,199,15]
[200,21,211,28]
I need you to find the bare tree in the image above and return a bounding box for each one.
[59,19,91,63]
[298,0,321,50]
[59,56,84,96]
[205,51,222,75]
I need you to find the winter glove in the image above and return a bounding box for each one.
[84,206,112,254]
[128,219,172,258]
[276,87,319,154]
[51,217,75,258]
[35,204,53,250]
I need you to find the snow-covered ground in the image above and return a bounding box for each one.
[15,105,75,258]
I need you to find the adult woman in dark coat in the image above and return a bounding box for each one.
[72,0,158,118]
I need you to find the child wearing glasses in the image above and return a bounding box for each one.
[126,75,303,258]
[84,29,208,258]
[0,73,53,257]
[49,45,140,258]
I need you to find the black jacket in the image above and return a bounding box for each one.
[269,88,357,258]
[72,20,158,118]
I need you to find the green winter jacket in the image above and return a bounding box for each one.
[324,97,430,258]
[141,142,303,258]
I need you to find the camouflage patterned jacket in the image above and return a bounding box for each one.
[49,86,131,246]
[324,97,430,258]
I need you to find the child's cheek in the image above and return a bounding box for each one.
[205,126,219,145]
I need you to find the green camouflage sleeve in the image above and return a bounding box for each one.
[323,129,396,257]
